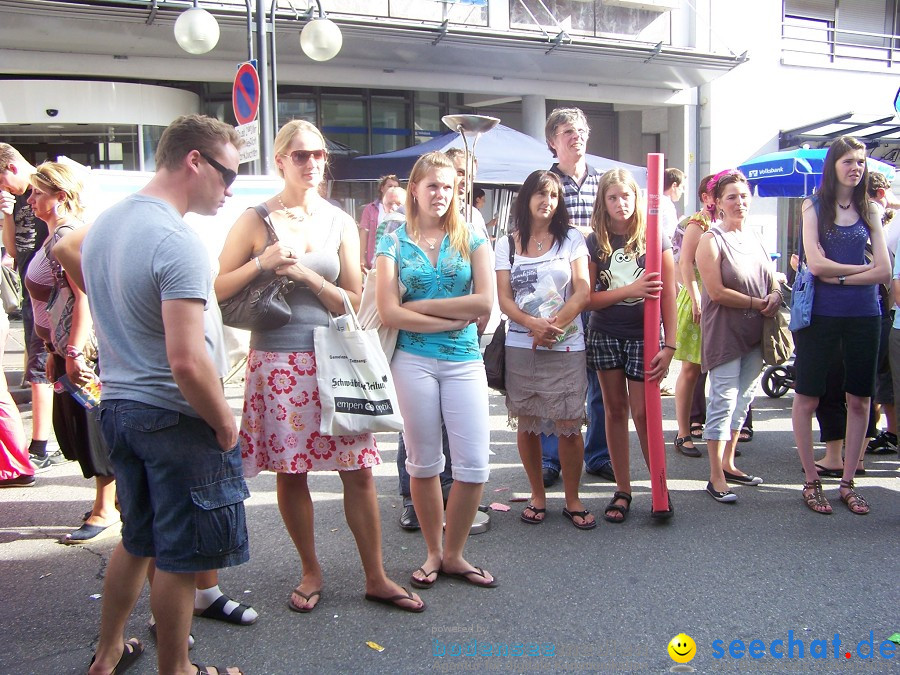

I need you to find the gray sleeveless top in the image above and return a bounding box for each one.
[249,202,349,352]
[700,225,770,372]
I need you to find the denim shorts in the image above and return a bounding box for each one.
[99,399,250,573]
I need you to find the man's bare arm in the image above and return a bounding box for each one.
[162,298,237,451]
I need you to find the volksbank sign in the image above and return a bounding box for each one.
[745,159,796,180]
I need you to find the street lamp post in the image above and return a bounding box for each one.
[174,0,342,174]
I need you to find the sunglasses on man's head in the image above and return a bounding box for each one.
[284,149,327,166]
[199,152,237,187]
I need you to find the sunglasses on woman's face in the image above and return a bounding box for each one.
[285,149,327,166]
[199,152,237,187]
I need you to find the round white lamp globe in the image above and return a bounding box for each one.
[174,7,220,55]
[300,18,342,62]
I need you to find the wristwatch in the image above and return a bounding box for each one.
[838,275,846,285]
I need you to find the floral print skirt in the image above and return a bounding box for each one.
[240,349,380,477]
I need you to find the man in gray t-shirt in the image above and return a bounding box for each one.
[79,115,247,675]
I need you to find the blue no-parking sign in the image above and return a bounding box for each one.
[233,61,260,126]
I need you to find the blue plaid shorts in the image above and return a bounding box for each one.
[585,329,646,381]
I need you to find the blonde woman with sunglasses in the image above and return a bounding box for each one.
[216,120,425,615]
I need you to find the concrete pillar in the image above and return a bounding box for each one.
[666,104,692,211]
[522,95,547,143]
[617,110,643,166]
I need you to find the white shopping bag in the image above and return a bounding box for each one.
[314,289,404,436]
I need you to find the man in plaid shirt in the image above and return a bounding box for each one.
[543,107,614,486]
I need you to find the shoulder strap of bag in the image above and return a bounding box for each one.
[507,233,514,266]
[251,204,279,244]
[45,224,77,277]
[799,195,822,264]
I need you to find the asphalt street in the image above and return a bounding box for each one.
[0,321,897,675]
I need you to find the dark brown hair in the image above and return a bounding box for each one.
[510,170,569,253]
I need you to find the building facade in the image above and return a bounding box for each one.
[1,0,899,252]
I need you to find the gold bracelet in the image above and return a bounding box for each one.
[315,278,326,296]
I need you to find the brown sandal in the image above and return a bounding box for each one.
[838,479,870,515]
[802,480,832,515]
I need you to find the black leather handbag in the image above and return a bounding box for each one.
[483,234,515,392]
[483,317,507,392]
[219,204,294,331]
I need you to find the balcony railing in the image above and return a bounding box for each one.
[781,17,900,69]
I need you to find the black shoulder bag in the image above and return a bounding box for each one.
[219,204,295,331]
[484,234,515,392]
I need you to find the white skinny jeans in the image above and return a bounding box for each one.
[391,350,490,484]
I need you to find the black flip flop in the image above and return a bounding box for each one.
[563,507,597,530]
[410,567,438,589]
[439,566,499,588]
[364,587,426,612]
[194,665,244,675]
[60,520,121,545]
[89,637,144,675]
[520,503,545,524]
[813,463,842,478]
[288,588,322,613]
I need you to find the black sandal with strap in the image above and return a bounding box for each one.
[603,491,632,523]
[674,435,702,458]
[838,479,870,515]
[802,480,832,515]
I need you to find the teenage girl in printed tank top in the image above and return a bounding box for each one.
[584,169,677,522]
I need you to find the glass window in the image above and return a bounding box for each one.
[321,97,368,155]
[371,97,409,154]
[277,98,317,129]
[387,0,487,25]
[414,92,446,145]
[511,0,667,41]
[415,103,444,145]
[142,125,166,171]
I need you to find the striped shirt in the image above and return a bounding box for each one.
[549,163,602,231]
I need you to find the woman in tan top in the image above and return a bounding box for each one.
[696,171,782,503]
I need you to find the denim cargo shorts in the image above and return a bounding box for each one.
[99,399,250,573]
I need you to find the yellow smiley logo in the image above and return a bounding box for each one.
[668,633,696,663]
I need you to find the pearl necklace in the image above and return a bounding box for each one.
[278,195,313,222]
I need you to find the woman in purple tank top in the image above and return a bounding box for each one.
[792,136,890,516]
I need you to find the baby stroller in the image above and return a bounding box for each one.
[762,358,795,398]
[762,273,795,398]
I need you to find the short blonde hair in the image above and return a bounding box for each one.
[273,120,327,178]
[30,161,85,218]
[0,143,25,173]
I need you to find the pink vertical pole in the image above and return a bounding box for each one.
[644,153,669,517]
